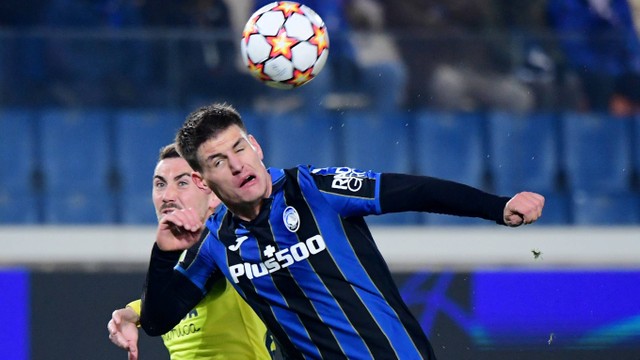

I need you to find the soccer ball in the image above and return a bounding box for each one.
[241,1,330,89]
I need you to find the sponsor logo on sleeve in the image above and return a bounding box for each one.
[331,167,366,192]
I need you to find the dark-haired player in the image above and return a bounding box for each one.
[140,103,544,359]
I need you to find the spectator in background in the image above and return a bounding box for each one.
[547,0,640,116]
[139,0,194,26]
[175,0,261,109]
[495,0,563,111]
[345,0,409,112]
[383,0,535,112]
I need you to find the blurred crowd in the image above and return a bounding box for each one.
[1,0,640,115]
[1,0,639,227]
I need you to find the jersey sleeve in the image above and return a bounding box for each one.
[307,167,510,224]
[126,299,142,316]
[379,173,510,224]
[140,231,221,336]
[176,230,221,292]
[307,166,383,217]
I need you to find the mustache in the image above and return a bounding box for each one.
[160,203,182,212]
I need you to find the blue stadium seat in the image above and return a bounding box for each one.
[414,110,486,188]
[0,109,37,193]
[340,109,412,172]
[634,115,640,184]
[339,109,417,225]
[43,190,116,224]
[118,193,157,225]
[39,109,114,224]
[0,110,40,224]
[263,109,338,169]
[414,111,486,226]
[0,190,39,224]
[114,108,184,224]
[487,111,560,194]
[571,191,640,225]
[536,191,571,225]
[39,109,112,193]
[236,106,265,144]
[561,112,633,193]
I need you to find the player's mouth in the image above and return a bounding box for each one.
[240,175,256,188]
[160,203,181,215]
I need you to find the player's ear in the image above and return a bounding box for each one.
[247,134,264,160]
[192,171,211,193]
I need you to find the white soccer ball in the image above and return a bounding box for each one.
[241,1,330,89]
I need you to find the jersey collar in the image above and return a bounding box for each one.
[268,167,286,195]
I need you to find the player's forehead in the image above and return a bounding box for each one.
[197,125,249,156]
[154,157,192,178]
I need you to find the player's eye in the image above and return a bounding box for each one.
[154,182,166,189]
[178,180,189,187]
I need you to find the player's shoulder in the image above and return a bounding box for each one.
[206,205,229,230]
[285,165,348,185]
[307,165,374,176]
[300,165,378,197]
[305,166,379,184]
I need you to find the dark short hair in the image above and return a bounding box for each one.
[175,103,246,173]
[158,143,181,161]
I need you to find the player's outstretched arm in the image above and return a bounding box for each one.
[503,192,545,227]
[107,306,140,360]
[156,208,203,251]
[140,241,207,336]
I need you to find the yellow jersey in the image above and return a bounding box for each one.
[129,278,272,360]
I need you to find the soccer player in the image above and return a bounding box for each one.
[140,103,545,359]
[107,143,274,360]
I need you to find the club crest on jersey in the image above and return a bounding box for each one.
[283,206,300,232]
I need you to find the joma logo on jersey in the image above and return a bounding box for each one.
[229,235,326,283]
[331,167,365,192]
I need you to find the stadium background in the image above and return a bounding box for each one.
[1,0,639,359]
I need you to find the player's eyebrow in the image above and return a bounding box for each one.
[153,172,191,182]
[205,138,246,163]
[173,172,191,182]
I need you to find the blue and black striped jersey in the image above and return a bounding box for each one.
[180,166,436,359]
[142,165,510,359]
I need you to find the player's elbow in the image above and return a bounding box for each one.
[139,302,180,336]
[140,316,174,337]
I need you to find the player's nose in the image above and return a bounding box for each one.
[228,153,244,174]
[162,183,178,201]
